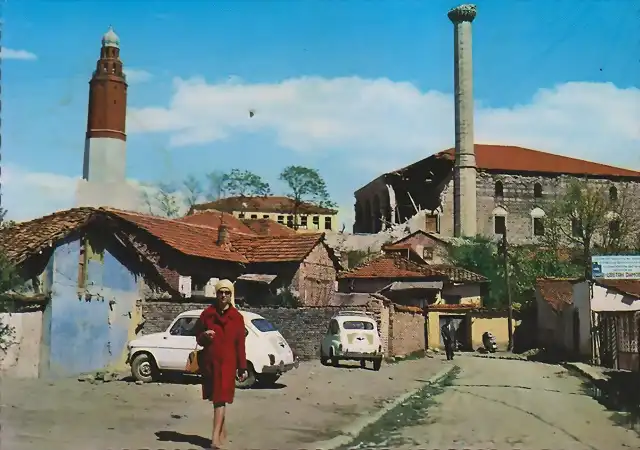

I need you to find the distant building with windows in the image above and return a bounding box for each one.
[189,196,338,233]
[353,145,640,245]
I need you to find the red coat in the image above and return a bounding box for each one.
[196,306,247,404]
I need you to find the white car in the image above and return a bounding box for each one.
[320,311,383,371]
[126,309,298,388]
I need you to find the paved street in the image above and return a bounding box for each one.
[346,356,640,450]
[0,357,442,450]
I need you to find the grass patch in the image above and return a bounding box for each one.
[337,366,460,449]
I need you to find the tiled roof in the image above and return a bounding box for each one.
[391,145,640,178]
[177,210,255,235]
[241,218,297,237]
[596,279,640,299]
[191,196,337,215]
[338,253,446,279]
[109,210,248,263]
[232,233,324,263]
[427,265,488,283]
[536,278,578,312]
[0,207,97,265]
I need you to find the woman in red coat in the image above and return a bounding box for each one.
[195,279,247,449]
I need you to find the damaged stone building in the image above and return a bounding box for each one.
[353,144,640,244]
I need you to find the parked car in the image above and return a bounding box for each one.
[126,309,298,388]
[320,311,383,370]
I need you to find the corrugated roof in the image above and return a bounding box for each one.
[595,279,640,299]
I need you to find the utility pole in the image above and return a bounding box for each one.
[502,230,514,351]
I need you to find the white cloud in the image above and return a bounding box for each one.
[128,77,640,171]
[124,68,153,84]
[2,165,79,221]
[0,48,37,61]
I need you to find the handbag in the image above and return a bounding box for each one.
[185,343,201,373]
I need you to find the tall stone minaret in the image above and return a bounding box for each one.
[448,5,477,237]
[76,27,141,211]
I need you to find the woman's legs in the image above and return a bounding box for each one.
[212,403,226,448]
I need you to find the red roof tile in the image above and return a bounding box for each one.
[427,264,488,283]
[339,253,446,279]
[231,233,324,263]
[241,219,297,237]
[596,279,640,299]
[109,210,248,263]
[536,278,578,312]
[178,210,255,235]
[192,196,337,215]
[393,145,640,178]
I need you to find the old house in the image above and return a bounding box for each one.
[190,195,339,232]
[535,278,581,354]
[0,207,243,378]
[381,230,451,264]
[580,279,640,371]
[353,144,640,244]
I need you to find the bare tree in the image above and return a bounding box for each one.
[542,178,640,275]
[205,170,226,201]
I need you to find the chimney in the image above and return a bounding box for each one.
[448,4,477,237]
[217,224,229,246]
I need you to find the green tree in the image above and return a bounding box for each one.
[141,181,183,218]
[447,236,581,310]
[542,178,640,276]
[222,169,271,197]
[279,166,337,228]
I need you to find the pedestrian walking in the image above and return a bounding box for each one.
[441,317,457,361]
[195,279,247,449]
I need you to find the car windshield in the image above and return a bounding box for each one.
[342,320,374,330]
[251,318,277,332]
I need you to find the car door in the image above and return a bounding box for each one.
[156,316,200,370]
[322,320,339,355]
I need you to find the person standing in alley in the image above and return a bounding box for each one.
[441,317,457,361]
[195,279,247,450]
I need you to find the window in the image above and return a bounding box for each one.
[423,247,434,261]
[324,216,332,230]
[494,216,506,234]
[238,213,246,219]
[425,214,439,233]
[287,215,294,228]
[533,218,545,236]
[300,215,308,228]
[534,183,543,198]
[494,181,504,197]
[609,219,621,238]
[342,321,374,330]
[250,214,258,219]
[609,186,618,202]
[169,317,198,336]
[263,215,269,219]
[312,216,320,229]
[251,318,277,333]
[571,218,581,237]
[443,295,461,305]
[277,215,285,224]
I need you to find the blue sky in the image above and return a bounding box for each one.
[3,0,639,224]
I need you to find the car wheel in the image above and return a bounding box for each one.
[131,353,157,383]
[236,363,257,389]
[372,358,382,371]
[360,359,366,369]
[330,348,339,367]
[258,373,281,386]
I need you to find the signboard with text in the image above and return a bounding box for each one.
[591,255,640,280]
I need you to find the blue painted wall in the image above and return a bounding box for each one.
[41,239,139,377]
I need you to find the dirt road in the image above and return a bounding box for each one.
[344,356,640,449]
[1,357,442,450]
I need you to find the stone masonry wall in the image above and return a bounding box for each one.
[389,309,425,356]
[437,173,640,245]
[139,300,384,360]
[291,243,337,306]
